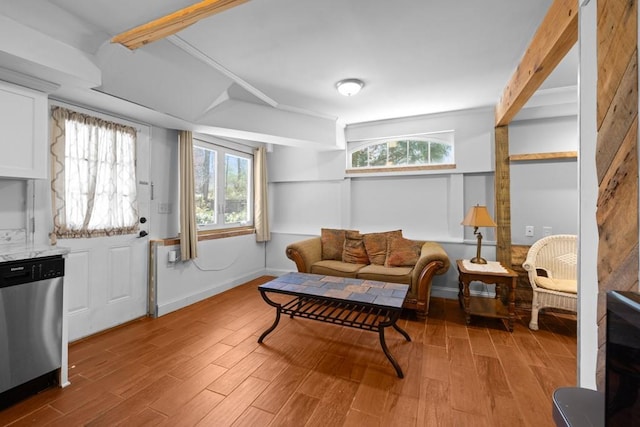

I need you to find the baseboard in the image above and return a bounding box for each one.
[156,268,267,316]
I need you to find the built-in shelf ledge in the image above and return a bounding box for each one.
[509,151,577,162]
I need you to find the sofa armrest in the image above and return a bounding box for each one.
[414,242,450,279]
[409,242,450,317]
[286,237,322,273]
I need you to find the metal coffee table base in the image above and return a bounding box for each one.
[258,293,411,378]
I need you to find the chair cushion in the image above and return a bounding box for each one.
[362,230,402,265]
[311,260,365,278]
[342,231,369,264]
[535,276,577,293]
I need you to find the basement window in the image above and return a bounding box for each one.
[347,131,455,173]
[193,139,253,230]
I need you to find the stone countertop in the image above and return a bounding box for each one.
[0,243,70,262]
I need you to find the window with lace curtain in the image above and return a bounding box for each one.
[50,106,139,238]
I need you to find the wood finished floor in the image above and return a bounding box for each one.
[0,276,577,427]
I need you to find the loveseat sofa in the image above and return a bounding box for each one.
[285,229,450,319]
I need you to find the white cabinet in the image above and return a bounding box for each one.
[0,81,47,179]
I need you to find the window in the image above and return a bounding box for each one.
[193,140,253,229]
[50,107,138,238]
[348,131,454,171]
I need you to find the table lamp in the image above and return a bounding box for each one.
[461,205,497,264]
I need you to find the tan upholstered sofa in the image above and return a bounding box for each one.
[285,229,450,319]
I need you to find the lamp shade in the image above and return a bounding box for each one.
[461,205,497,228]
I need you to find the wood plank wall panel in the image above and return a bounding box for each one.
[495,126,512,266]
[596,0,639,390]
[597,0,637,125]
[511,245,533,308]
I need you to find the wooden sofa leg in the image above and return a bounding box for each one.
[415,302,428,320]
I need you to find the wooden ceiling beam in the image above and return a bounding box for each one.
[111,0,249,50]
[495,0,578,126]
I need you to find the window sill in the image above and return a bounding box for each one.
[346,163,457,175]
[153,226,255,246]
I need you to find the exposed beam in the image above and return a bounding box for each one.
[111,0,249,50]
[495,0,578,126]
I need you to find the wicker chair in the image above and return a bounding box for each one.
[522,234,578,330]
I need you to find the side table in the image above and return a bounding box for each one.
[456,259,518,331]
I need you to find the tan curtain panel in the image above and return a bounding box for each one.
[50,106,138,238]
[179,130,198,260]
[254,146,270,242]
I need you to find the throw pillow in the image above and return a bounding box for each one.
[321,228,349,261]
[384,236,421,267]
[342,231,369,264]
[363,230,403,265]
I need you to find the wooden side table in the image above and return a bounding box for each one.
[456,259,518,331]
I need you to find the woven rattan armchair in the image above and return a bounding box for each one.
[522,234,578,330]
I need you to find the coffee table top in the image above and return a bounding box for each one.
[260,272,409,309]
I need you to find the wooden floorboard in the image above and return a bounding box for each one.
[0,275,577,427]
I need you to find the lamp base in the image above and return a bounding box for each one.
[470,256,488,264]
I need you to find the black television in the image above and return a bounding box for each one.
[606,290,640,426]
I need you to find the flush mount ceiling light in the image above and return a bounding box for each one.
[336,78,364,96]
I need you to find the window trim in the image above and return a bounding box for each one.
[346,131,456,173]
[193,137,254,231]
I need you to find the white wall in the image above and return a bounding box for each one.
[265,107,500,298]
[149,127,180,239]
[154,234,265,315]
[265,106,580,302]
[578,0,599,389]
[510,116,578,244]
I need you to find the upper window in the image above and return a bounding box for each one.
[348,131,454,172]
[193,139,253,230]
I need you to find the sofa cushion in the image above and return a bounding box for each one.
[311,260,365,278]
[357,264,412,285]
[384,236,421,267]
[363,230,402,265]
[321,228,351,261]
[342,231,369,264]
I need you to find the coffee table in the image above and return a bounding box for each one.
[257,272,411,378]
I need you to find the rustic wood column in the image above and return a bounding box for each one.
[594,0,638,390]
[494,126,511,266]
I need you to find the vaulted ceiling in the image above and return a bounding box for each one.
[0,0,577,147]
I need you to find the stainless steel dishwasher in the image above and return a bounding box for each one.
[0,255,64,409]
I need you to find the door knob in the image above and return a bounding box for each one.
[140,217,147,224]
[138,230,148,238]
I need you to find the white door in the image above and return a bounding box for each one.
[60,122,151,342]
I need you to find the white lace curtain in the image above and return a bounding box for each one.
[50,106,139,238]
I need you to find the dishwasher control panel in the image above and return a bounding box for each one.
[0,255,65,288]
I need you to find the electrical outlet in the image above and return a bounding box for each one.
[543,226,552,237]
[525,226,534,237]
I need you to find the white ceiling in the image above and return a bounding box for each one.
[0,0,577,129]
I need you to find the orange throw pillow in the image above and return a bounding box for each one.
[384,236,421,267]
[363,230,402,265]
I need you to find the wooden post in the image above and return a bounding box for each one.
[494,126,511,266]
